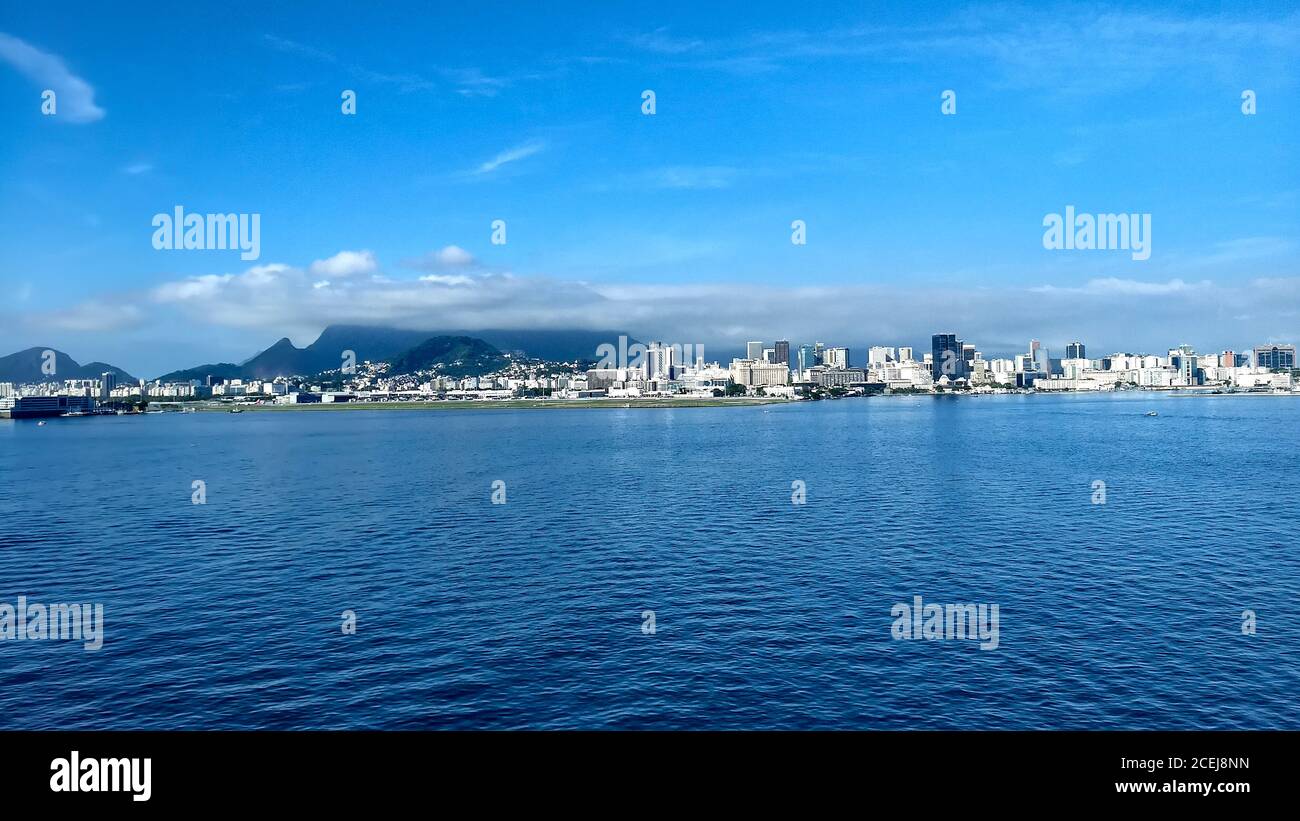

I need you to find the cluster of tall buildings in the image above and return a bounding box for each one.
[920,335,1296,391]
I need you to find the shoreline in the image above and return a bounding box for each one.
[198,396,792,412]
[7,389,1297,421]
[191,389,1297,413]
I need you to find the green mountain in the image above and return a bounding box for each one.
[0,347,136,383]
[154,325,632,380]
[387,336,508,376]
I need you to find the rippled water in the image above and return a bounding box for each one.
[2,393,1297,729]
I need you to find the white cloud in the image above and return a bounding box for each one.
[1031,278,1213,296]
[0,32,104,123]
[405,245,477,272]
[122,257,1300,357]
[418,273,475,286]
[308,250,378,279]
[122,162,153,175]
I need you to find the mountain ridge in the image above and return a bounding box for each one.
[0,347,137,384]
[154,326,629,381]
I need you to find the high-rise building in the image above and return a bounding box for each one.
[898,347,913,363]
[773,340,790,369]
[1028,339,1051,375]
[746,341,764,361]
[1254,344,1296,370]
[797,344,819,373]
[100,371,117,401]
[931,334,965,380]
[644,341,676,380]
[823,347,850,368]
[868,346,894,366]
[1065,341,1086,359]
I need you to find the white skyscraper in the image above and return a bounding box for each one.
[824,347,850,368]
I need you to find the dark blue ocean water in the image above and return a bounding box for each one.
[2,393,1297,729]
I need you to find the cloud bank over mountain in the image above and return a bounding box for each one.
[11,247,1298,375]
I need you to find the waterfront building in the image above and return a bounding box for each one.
[729,359,790,388]
[1254,344,1296,370]
[1065,341,1086,359]
[0,395,95,418]
[746,341,764,361]
[812,367,866,387]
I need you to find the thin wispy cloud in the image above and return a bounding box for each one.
[441,67,509,97]
[0,32,104,123]
[262,33,337,63]
[627,27,707,54]
[262,33,433,92]
[121,162,153,175]
[262,34,506,95]
[473,140,546,175]
[624,9,1300,89]
[610,165,742,191]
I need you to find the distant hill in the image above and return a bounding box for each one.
[437,329,634,362]
[387,336,508,376]
[0,347,136,384]
[155,325,633,380]
[239,326,437,379]
[153,362,245,384]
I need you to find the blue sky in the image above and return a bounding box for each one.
[1,1,1297,376]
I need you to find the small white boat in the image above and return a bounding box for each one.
[37,420,46,426]
[1145,410,1158,417]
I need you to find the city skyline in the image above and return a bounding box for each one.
[0,324,1296,384]
[1,1,1297,375]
